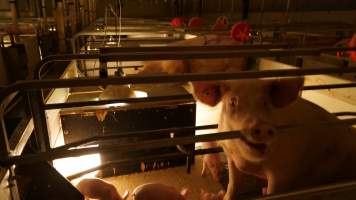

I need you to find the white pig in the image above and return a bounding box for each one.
[192,78,356,199]
[76,178,128,200]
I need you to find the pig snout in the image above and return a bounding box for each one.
[245,121,275,143]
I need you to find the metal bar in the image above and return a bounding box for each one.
[66,146,223,180]
[56,0,66,53]
[55,124,218,152]
[302,83,356,90]
[333,112,356,117]
[27,91,51,152]
[83,65,143,72]
[44,94,193,110]
[2,118,356,166]
[99,47,356,62]
[42,83,356,110]
[35,46,356,78]
[4,66,356,101]
[99,43,290,53]
[2,130,241,165]
[255,180,356,200]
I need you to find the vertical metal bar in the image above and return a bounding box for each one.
[68,0,77,35]
[41,0,48,27]
[285,0,291,24]
[242,0,249,20]
[27,91,51,153]
[56,0,67,53]
[1,102,19,200]
[9,0,18,27]
[198,0,202,16]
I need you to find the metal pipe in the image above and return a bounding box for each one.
[255,180,356,200]
[98,47,356,62]
[1,130,242,165]
[55,124,218,152]
[42,83,356,111]
[66,147,222,180]
[2,118,356,166]
[35,45,356,78]
[9,0,18,27]
[41,0,48,27]
[56,0,67,52]
[44,94,193,110]
[99,43,290,53]
[27,91,51,152]
[2,66,356,102]
[68,0,77,35]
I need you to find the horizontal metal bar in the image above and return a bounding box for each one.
[99,43,290,53]
[43,82,356,110]
[0,130,241,165]
[333,112,356,117]
[256,180,356,200]
[83,65,143,72]
[55,124,218,152]
[302,83,356,90]
[3,66,356,101]
[35,46,355,79]
[66,147,223,180]
[2,118,356,166]
[99,47,356,62]
[44,94,193,110]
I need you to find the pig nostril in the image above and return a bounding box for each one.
[267,129,274,136]
[230,97,237,107]
[254,129,261,135]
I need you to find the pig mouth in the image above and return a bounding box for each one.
[239,135,267,154]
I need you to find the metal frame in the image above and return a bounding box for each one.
[1,45,356,199]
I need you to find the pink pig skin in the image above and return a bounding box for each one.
[132,183,189,200]
[201,141,224,182]
[192,78,356,200]
[76,178,128,200]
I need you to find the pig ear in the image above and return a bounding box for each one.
[268,77,304,108]
[191,81,229,107]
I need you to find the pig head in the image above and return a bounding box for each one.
[192,78,356,199]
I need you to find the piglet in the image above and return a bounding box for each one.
[132,183,189,200]
[192,78,356,199]
[201,141,224,182]
[76,178,128,200]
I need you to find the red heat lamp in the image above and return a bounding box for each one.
[230,21,251,42]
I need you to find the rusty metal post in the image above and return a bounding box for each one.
[91,0,96,22]
[84,0,89,25]
[88,0,94,23]
[79,0,86,28]
[27,91,51,153]
[9,0,18,26]
[68,0,77,35]
[40,0,48,30]
[56,0,66,52]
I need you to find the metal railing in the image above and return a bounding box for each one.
[0,45,356,199]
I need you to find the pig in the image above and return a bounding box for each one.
[101,35,247,181]
[192,78,356,199]
[139,35,246,75]
[201,141,224,182]
[132,183,189,200]
[75,178,128,200]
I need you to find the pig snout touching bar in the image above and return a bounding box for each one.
[192,78,356,199]
[132,183,189,200]
[76,178,128,200]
